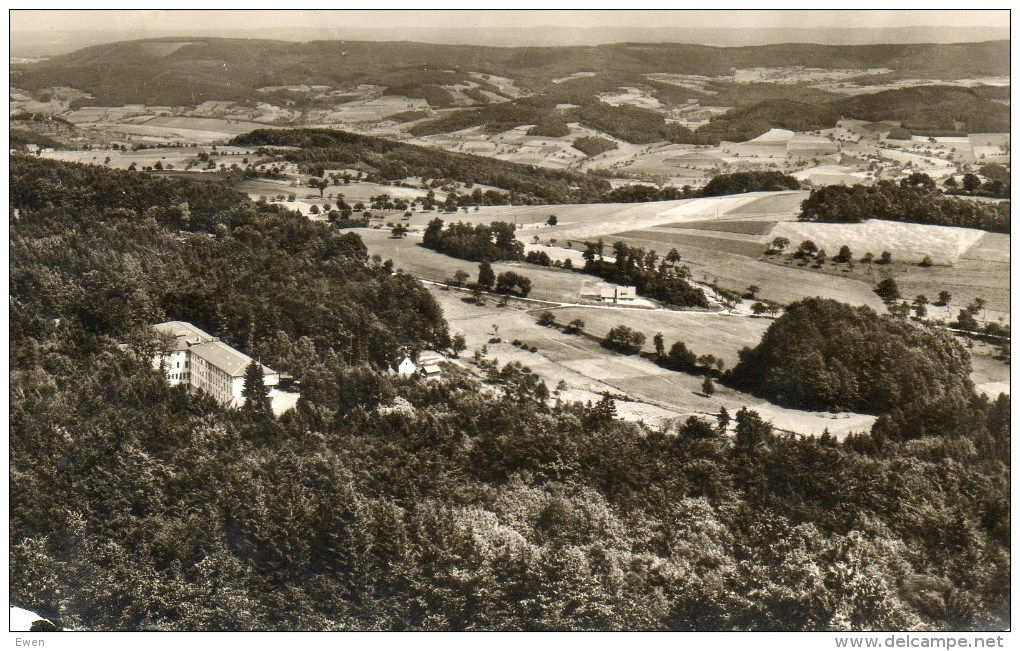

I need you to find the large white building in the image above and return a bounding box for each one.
[152,321,280,408]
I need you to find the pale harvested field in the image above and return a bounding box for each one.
[763,230,1009,323]
[770,219,987,265]
[459,193,795,243]
[141,116,270,133]
[40,146,255,170]
[323,96,428,122]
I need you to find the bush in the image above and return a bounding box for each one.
[875,278,901,302]
[602,325,646,355]
[537,311,557,327]
[564,318,585,335]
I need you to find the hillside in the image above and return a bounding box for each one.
[13,37,1009,107]
[9,155,1012,631]
[229,128,612,203]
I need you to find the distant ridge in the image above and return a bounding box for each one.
[10,24,1010,57]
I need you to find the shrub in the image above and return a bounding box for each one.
[602,325,646,355]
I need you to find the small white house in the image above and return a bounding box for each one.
[397,356,417,377]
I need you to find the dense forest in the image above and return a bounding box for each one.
[798,180,1011,234]
[9,156,1010,631]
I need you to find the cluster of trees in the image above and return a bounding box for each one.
[582,240,709,309]
[602,325,646,354]
[8,155,1011,632]
[650,334,727,377]
[604,184,687,203]
[770,237,903,272]
[728,298,975,418]
[944,167,1010,199]
[494,271,533,297]
[572,136,618,157]
[422,218,524,262]
[835,85,1010,135]
[701,171,800,197]
[799,180,1010,234]
[435,187,514,209]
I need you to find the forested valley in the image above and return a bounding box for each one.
[9,156,1010,632]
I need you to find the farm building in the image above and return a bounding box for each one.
[581,283,638,304]
[152,320,280,408]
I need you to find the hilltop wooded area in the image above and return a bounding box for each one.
[9,156,1011,631]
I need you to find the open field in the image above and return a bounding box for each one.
[406,194,884,310]
[770,219,987,265]
[725,192,807,217]
[39,145,257,170]
[543,306,768,368]
[764,231,1010,324]
[894,233,1011,324]
[614,229,766,257]
[433,287,877,437]
[665,219,778,235]
[604,233,888,310]
[363,229,893,438]
[359,229,598,304]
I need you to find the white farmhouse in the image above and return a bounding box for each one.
[396,356,417,377]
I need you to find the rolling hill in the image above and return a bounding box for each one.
[13,37,1009,107]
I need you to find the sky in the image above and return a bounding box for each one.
[10,8,1010,34]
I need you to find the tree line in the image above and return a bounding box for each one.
[799,179,1010,233]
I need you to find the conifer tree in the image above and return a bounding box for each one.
[242,360,272,415]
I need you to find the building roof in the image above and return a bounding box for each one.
[154,321,275,378]
[190,340,275,378]
[422,364,442,375]
[153,320,216,350]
